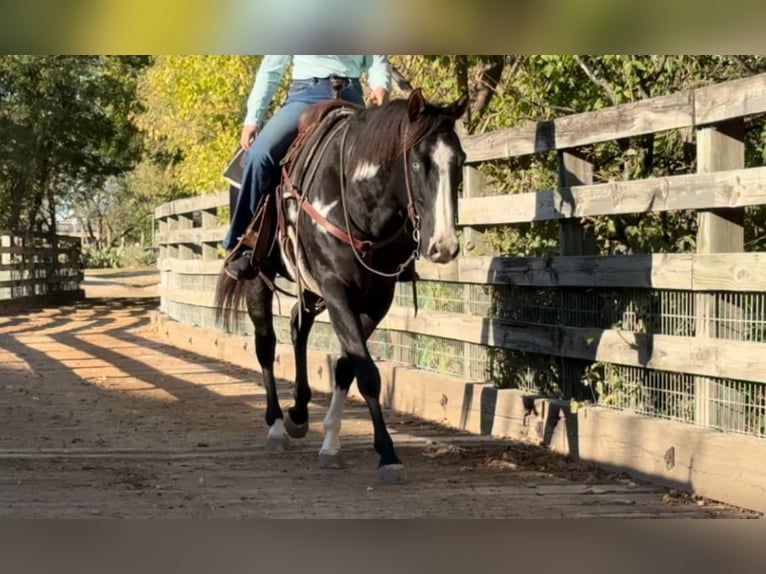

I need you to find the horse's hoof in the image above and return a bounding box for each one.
[318,451,345,469]
[284,411,309,439]
[266,434,290,453]
[378,464,408,485]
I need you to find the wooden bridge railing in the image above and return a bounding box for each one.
[0,231,84,306]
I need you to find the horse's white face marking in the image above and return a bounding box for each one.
[351,161,380,182]
[427,138,459,262]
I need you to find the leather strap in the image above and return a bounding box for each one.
[285,183,404,254]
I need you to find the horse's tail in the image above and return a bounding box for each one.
[214,266,247,332]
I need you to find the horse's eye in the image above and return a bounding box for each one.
[411,160,422,172]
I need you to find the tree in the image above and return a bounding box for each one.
[0,55,148,234]
[133,55,262,197]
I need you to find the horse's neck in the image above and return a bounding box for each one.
[342,164,407,240]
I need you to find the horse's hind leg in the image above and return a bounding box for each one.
[284,299,318,439]
[246,276,289,452]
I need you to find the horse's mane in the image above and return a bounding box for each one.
[344,99,457,175]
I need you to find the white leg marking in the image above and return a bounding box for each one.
[268,418,287,440]
[319,386,348,455]
[351,161,380,182]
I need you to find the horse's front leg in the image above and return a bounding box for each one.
[322,284,406,484]
[246,276,289,452]
[284,298,319,439]
[318,312,382,469]
[318,353,354,469]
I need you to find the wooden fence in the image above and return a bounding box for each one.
[0,231,84,307]
[155,73,766,512]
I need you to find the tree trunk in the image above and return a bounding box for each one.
[468,56,505,134]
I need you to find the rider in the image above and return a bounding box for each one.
[223,55,393,281]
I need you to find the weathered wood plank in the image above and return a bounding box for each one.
[695,73,766,126]
[415,259,460,282]
[380,307,766,384]
[157,251,766,293]
[460,73,766,162]
[0,246,80,256]
[155,227,227,245]
[158,258,223,274]
[159,286,218,309]
[459,165,766,225]
[0,232,80,244]
[578,406,766,513]
[154,191,228,219]
[0,274,84,289]
[0,263,81,274]
[461,90,694,161]
[459,253,692,289]
[415,253,766,292]
[692,253,766,292]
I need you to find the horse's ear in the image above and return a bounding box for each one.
[450,92,469,120]
[407,88,426,122]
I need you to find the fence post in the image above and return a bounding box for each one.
[157,215,168,262]
[557,150,597,399]
[201,208,218,261]
[461,166,485,257]
[0,234,9,300]
[177,212,194,261]
[462,166,487,380]
[694,119,746,429]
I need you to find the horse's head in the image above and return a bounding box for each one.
[404,89,469,263]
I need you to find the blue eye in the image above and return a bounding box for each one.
[411,160,422,171]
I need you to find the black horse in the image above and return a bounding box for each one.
[215,89,468,483]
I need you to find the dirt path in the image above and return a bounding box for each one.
[0,273,758,518]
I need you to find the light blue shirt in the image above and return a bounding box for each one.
[244,55,392,127]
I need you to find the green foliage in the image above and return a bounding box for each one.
[488,348,562,396]
[81,245,124,269]
[133,55,263,196]
[0,55,148,234]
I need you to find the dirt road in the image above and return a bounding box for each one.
[0,271,758,518]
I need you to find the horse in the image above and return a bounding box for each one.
[214,88,468,484]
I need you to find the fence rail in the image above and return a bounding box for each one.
[0,231,84,305]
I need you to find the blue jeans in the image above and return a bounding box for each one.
[223,78,364,251]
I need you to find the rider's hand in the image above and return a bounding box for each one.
[241,124,260,150]
[367,87,390,107]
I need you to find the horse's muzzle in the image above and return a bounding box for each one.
[426,236,460,263]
